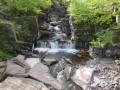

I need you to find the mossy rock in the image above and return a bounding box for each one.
[113,30,120,43]
[0,20,17,49]
[0,20,17,60]
[13,16,39,43]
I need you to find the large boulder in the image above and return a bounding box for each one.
[50,58,67,77]
[43,56,57,65]
[64,65,72,80]
[72,66,94,90]
[0,61,6,68]
[0,21,17,58]
[0,77,49,90]
[13,55,31,72]
[28,62,62,90]
[6,61,26,76]
[25,58,40,68]
[13,16,39,42]
[105,43,120,58]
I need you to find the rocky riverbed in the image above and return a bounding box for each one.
[0,51,119,90]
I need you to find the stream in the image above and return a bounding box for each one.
[33,4,84,90]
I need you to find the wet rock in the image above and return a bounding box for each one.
[50,58,67,77]
[89,47,104,58]
[0,61,6,68]
[72,66,94,90]
[14,55,31,72]
[0,77,49,90]
[43,56,57,65]
[63,58,72,64]
[64,65,72,80]
[50,21,61,26]
[29,62,62,90]
[6,61,26,76]
[90,77,100,90]
[25,58,40,68]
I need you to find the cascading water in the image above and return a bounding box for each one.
[35,16,78,53]
[35,39,78,53]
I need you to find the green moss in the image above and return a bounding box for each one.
[14,22,33,42]
[0,51,13,61]
[0,20,16,60]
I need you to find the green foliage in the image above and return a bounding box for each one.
[67,0,120,47]
[4,0,52,16]
[0,50,12,61]
[91,29,113,48]
[0,0,2,3]
[15,22,32,42]
[0,21,14,60]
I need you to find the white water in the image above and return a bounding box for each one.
[35,41,78,53]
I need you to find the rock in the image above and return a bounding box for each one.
[50,21,61,26]
[115,60,120,65]
[25,58,40,68]
[29,62,62,90]
[6,61,26,76]
[91,77,100,90]
[16,55,25,61]
[43,56,57,65]
[105,43,120,58]
[72,66,94,90]
[14,55,31,72]
[50,58,67,77]
[89,47,103,58]
[0,67,6,81]
[64,65,72,80]
[0,77,49,90]
[0,61,6,68]
[63,58,72,64]
[0,22,17,56]
[13,16,39,42]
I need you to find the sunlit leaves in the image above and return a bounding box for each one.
[5,0,52,15]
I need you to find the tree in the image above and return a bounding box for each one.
[67,0,120,48]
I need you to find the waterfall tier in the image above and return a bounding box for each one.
[35,41,77,53]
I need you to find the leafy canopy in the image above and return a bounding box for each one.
[5,0,52,15]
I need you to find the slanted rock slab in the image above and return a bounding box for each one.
[44,56,57,65]
[25,58,40,68]
[6,61,26,76]
[0,77,49,90]
[72,66,94,90]
[29,62,62,90]
[0,61,6,68]
[14,55,31,72]
[64,65,72,80]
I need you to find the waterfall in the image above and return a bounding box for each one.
[37,41,75,49]
[35,40,77,53]
[34,5,78,54]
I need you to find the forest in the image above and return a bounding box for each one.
[0,0,120,90]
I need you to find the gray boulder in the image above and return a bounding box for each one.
[25,58,40,68]
[64,65,72,80]
[72,66,94,90]
[0,61,6,68]
[14,55,31,72]
[50,58,67,77]
[29,62,62,90]
[43,56,57,65]
[6,61,26,76]
[0,77,49,90]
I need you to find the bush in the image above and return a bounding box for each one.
[4,0,52,16]
[91,29,113,48]
[67,0,120,47]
